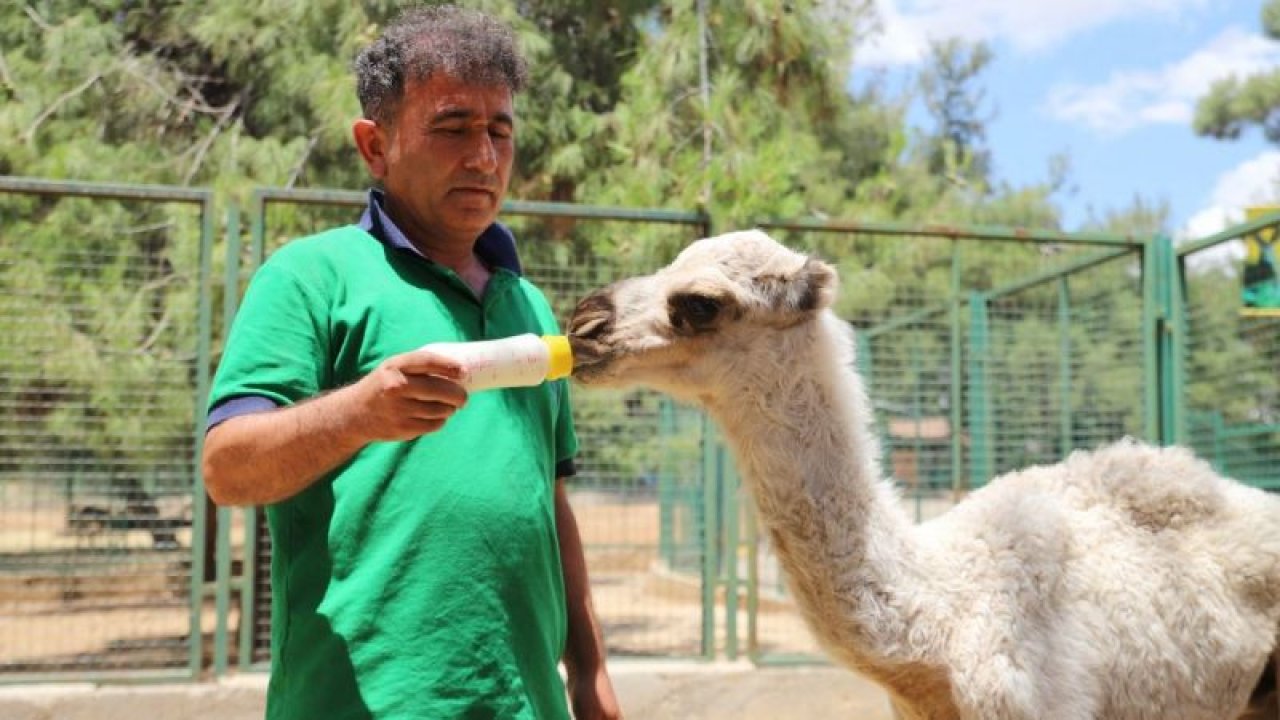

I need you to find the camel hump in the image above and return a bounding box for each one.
[1065,439,1235,533]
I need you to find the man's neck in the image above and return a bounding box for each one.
[449,253,492,298]
[378,194,492,293]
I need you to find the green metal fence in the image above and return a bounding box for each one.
[2,175,1277,681]
[736,220,1150,663]
[0,177,215,682]
[1177,215,1280,489]
[218,188,718,668]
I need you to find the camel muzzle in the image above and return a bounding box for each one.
[567,289,617,374]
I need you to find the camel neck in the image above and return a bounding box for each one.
[706,313,929,665]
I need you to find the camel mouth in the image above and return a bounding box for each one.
[567,289,620,382]
[569,361,610,384]
[567,335,618,384]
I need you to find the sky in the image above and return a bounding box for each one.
[857,0,1280,240]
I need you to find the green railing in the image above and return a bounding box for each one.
[226,188,717,668]
[1178,212,1280,491]
[0,177,216,683]
[735,219,1151,663]
[2,175,1276,680]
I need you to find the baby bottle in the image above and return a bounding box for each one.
[418,334,573,392]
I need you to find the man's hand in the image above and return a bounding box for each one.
[203,347,471,506]
[348,348,470,442]
[568,666,622,720]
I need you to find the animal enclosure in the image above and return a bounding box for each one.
[1,176,1276,681]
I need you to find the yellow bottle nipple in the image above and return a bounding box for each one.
[542,335,574,381]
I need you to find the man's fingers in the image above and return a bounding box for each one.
[397,348,467,380]
[407,400,462,421]
[407,417,448,436]
[401,375,468,408]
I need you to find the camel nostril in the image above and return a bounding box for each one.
[570,316,609,339]
[568,292,616,341]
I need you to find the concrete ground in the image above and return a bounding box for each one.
[0,661,897,720]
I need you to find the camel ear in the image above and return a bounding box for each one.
[797,257,838,311]
[754,257,837,317]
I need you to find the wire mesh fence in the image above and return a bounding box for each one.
[1180,222,1280,492]
[736,225,1146,662]
[983,255,1146,480]
[2,177,1276,681]
[0,181,212,680]
[228,195,718,665]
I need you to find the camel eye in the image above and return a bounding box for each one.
[668,292,722,334]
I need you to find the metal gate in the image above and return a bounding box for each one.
[3,174,1277,680]
[215,188,719,670]
[0,177,215,682]
[1177,215,1280,488]
[733,219,1152,663]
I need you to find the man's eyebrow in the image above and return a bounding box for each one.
[429,108,515,127]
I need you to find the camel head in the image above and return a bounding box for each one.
[567,229,838,403]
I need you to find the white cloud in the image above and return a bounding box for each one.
[860,0,1212,67]
[1179,150,1280,248]
[859,1,931,66]
[1043,27,1280,134]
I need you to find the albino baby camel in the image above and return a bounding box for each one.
[567,229,1280,720]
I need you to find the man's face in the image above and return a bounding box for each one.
[371,73,515,247]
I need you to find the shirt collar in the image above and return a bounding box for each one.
[357,188,523,275]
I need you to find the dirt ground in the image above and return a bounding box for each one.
[1,484,947,718]
[613,661,898,719]
[0,663,899,720]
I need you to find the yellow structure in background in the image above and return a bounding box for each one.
[1242,206,1280,316]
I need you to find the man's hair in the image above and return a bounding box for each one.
[354,4,529,125]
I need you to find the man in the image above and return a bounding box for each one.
[201,6,620,719]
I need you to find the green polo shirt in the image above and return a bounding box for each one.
[208,224,576,719]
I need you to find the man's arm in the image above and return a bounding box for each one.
[202,349,468,506]
[555,478,622,720]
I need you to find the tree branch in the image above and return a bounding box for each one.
[0,52,19,101]
[132,273,183,355]
[118,55,225,116]
[181,97,240,185]
[285,134,320,188]
[22,71,104,144]
[23,4,53,32]
[136,302,173,355]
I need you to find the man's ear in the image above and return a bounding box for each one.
[352,119,389,179]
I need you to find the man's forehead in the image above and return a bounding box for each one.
[411,73,511,101]
[407,82,512,122]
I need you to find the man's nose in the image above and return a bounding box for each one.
[463,132,498,172]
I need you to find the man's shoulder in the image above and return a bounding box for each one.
[249,225,379,298]
[257,226,386,284]
[268,225,372,263]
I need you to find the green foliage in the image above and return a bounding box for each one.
[0,195,199,491]
[3,0,1270,495]
[918,38,994,183]
[579,0,888,265]
[1194,0,1280,142]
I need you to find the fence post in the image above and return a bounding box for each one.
[950,241,965,499]
[212,201,239,677]
[187,192,217,677]
[1057,277,1073,457]
[1143,235,1186,445]
[1160,234,1188,445]
[700,415,720,659]
[967,292,993,487]
[723,457,740,660]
